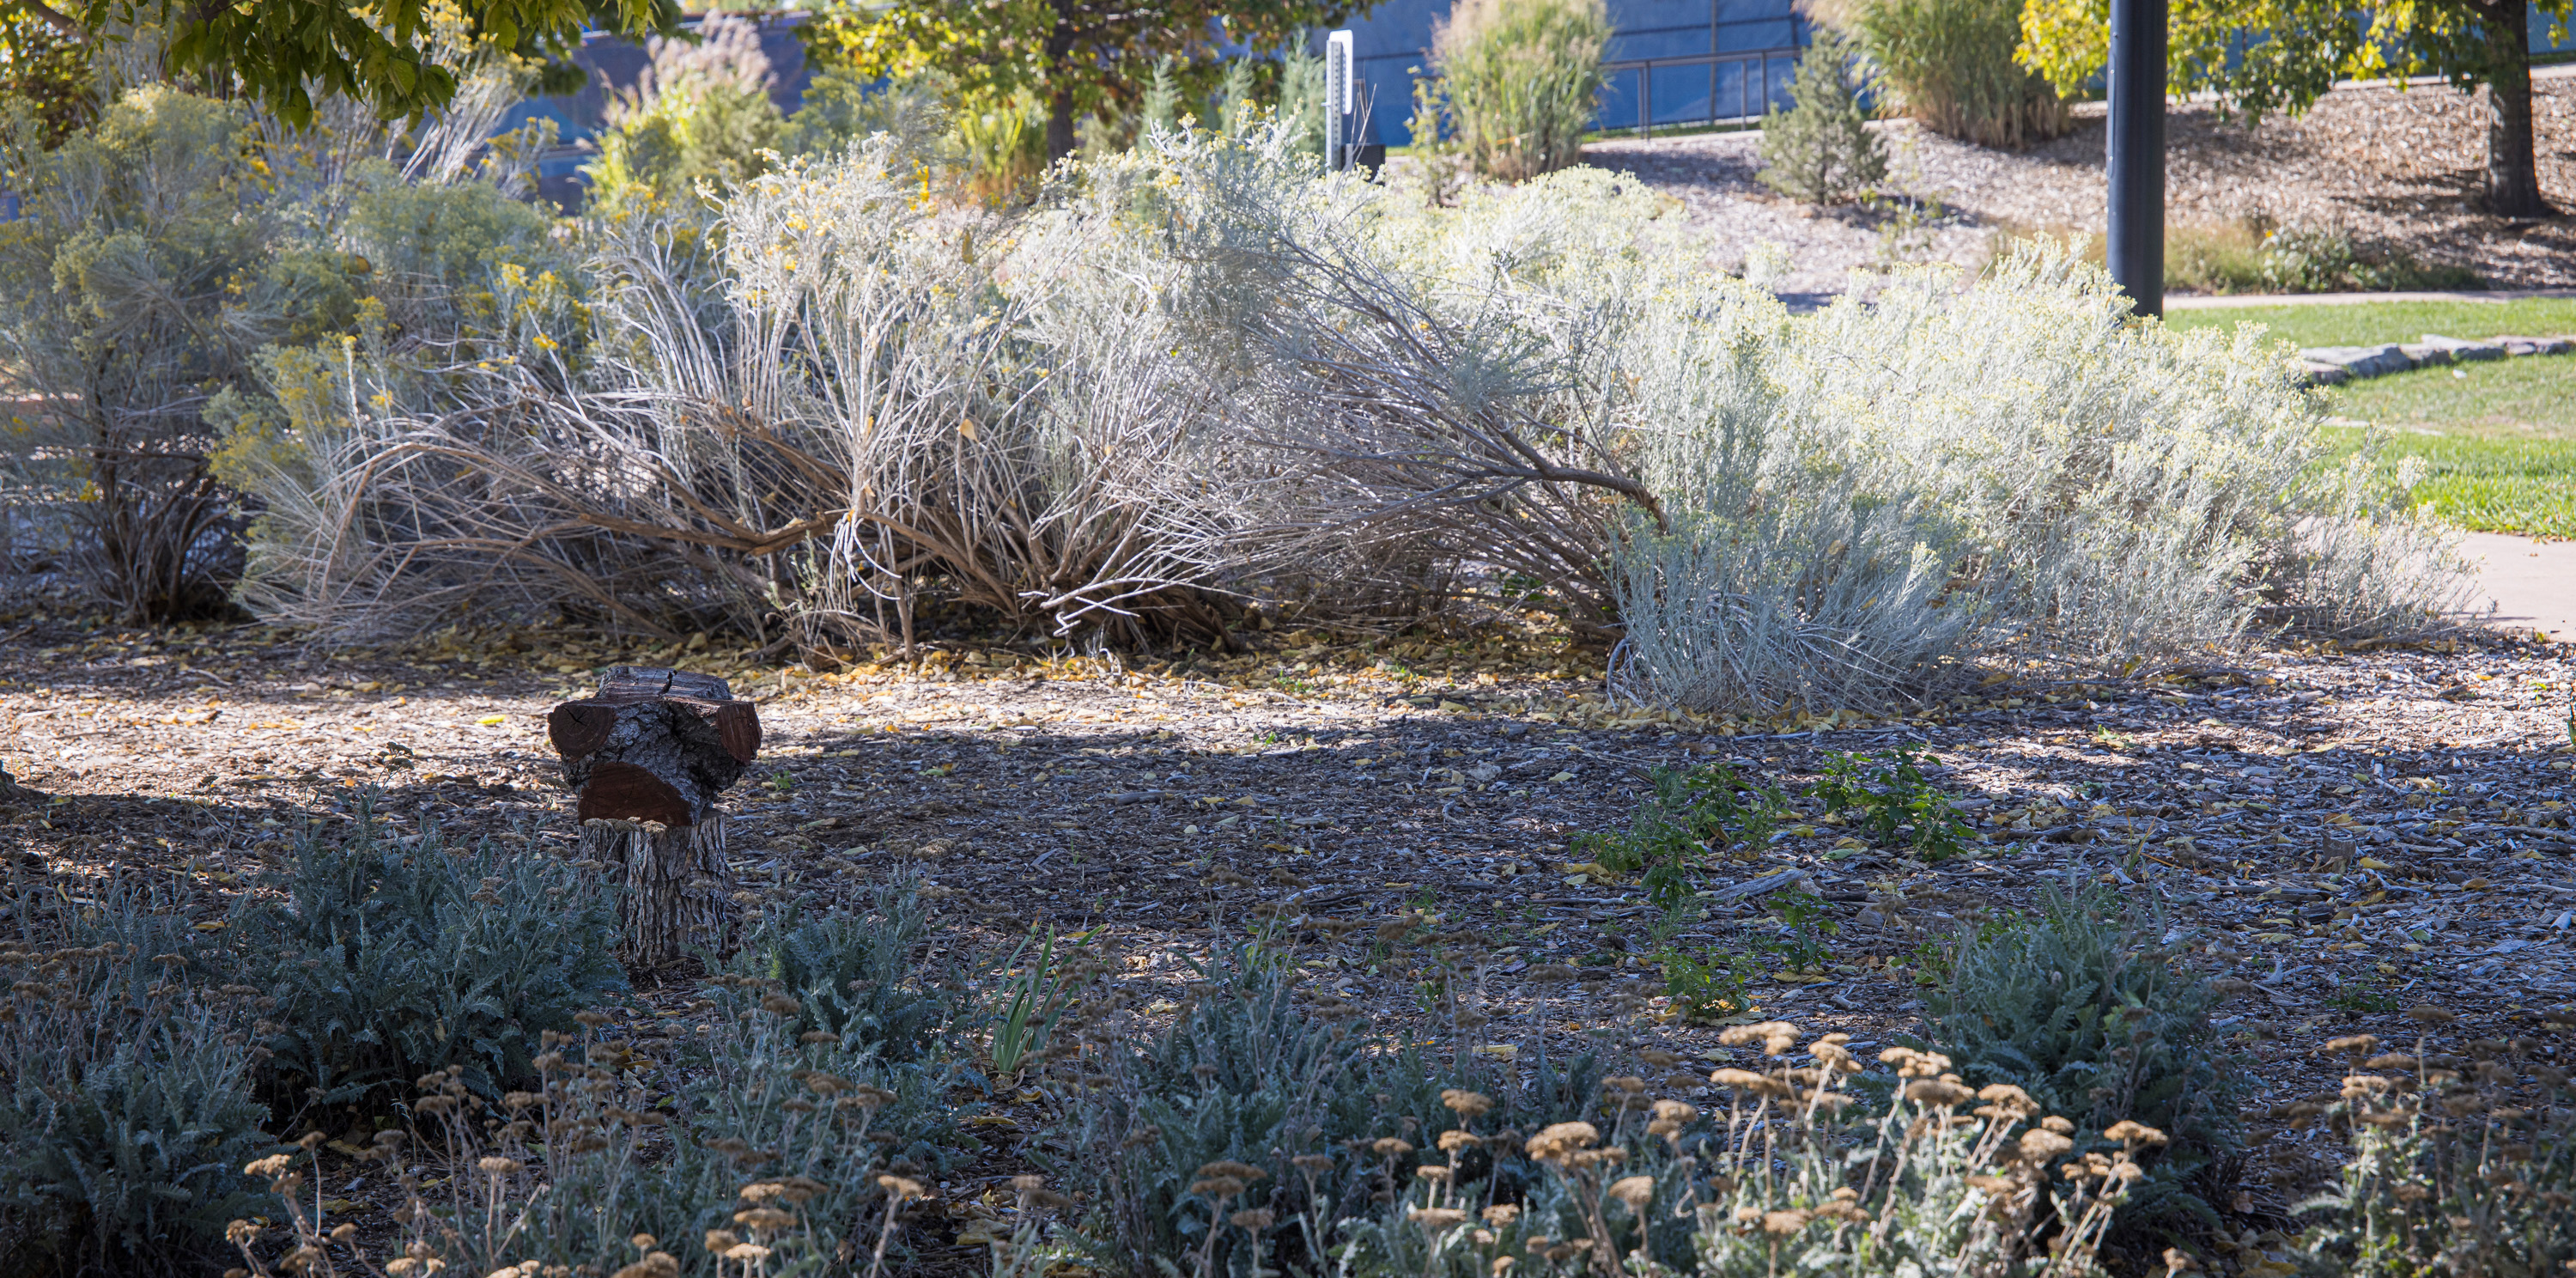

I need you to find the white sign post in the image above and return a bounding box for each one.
[1325,29,1355,172]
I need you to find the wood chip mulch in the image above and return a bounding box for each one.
[4,602,2573,1232]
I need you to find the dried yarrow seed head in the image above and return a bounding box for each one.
[2104,1120,2167,1147]
[1408,1207,1470,1232]
[1525,1122,1601,1161]
[1441,1088,1493,1118]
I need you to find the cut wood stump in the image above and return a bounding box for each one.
[548,666,761,968]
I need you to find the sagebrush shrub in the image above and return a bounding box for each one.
[1917,881,2245,1245]
[0,88,325,620]
[1759,27,1887,204]
[216,119,2466,703]
[0,896,279,1275]
[228,802,624,1117]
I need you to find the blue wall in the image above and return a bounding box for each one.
[1336,0,1810,146]
[515,3,2573,202]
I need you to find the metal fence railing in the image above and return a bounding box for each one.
[1600,46,1803,139]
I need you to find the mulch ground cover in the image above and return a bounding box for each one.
[4,598,2572,1258]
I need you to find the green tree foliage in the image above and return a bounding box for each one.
[0,10,89,146]
[2020,0,2573,216]
[1758,26,1887,204]
[0,0,675,125]
[799,0,1358,161]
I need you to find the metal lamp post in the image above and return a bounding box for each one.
[2105,0,2166,319]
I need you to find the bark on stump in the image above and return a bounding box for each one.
[548,666,761,968]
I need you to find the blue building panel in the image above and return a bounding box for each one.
[1340,0,1809,143]
[490,3,2568,188]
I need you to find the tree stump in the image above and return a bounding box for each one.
[548,666,762,968]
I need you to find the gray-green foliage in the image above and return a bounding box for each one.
[228,800,625,1116]
[460,975,967,1276]
[1054,951,1607,1275]
[726,881,951,1061]
[0,87,358,620]
[0,892,280,1276]
[1758,28,1887,204]
[1920,880,2245,1243]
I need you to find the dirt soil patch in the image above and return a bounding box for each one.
[4,610,2574,1232]
[1581,74,2576,296]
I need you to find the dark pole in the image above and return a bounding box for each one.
[2105,0,2166,319]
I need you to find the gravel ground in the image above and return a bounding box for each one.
[1579,73,2576,297]
[5,606,2575,1242]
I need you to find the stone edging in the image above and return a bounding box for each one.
[2293,334,2575,386]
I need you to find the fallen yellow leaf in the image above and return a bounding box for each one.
[2357,856,2393,871]
[477,715,507,726]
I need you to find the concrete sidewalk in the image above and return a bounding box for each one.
[2168,289,2576,311]
[2464,532,2576,642]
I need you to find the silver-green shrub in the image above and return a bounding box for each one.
[1609,242,2469,713]
[0,88,343,620]
[210,117,2464,701]
[0,893,280,1275]
[228,802,625,1115]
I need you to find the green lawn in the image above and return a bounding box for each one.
[2323,423,2576,540]
[2162,298,2576,350]
[2196,299,2576,539]
[2306,353,2576,539]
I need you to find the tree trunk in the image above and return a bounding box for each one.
[2481,0,2552,217]
[1043,2,1080,162]
[549,666,761,970]
[576,816,737,969]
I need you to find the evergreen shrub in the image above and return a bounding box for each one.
[1759,27,1887,204]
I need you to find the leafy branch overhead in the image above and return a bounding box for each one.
[3,0,680,124]
[2017,0,2574,215]
[800,0,1360,159]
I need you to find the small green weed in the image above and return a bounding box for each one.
[2325,971,2403,1015]
[1757,889,1841,973]
[987,927,1076,1084]
[1655,945,1759,1023]
[1575,761,1789,913]
[1810,746,1977,861]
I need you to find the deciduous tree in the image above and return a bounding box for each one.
[0,0,677,125]
[2020,0,2571,216]
[802,0,1362,161]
